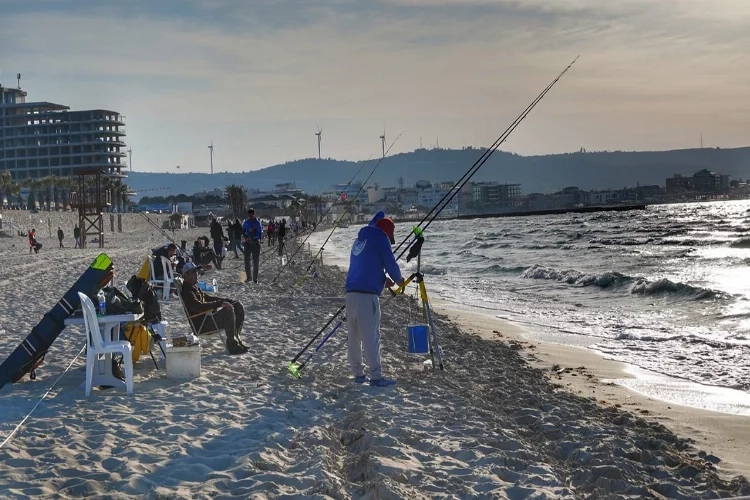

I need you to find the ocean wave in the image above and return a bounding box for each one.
[520,264,630,288]
[630,278,719,300]
[730,238,750,248]
[589,237,654,246]
[401,258,447,275]
[655,238,714,247]
[480,264,528,274]
[614,331,750,348]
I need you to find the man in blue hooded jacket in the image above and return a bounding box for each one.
[345,211,404,387]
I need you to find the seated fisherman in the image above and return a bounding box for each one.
[151,243,177,279]
[192,238,222,270]
[180,262,247,355]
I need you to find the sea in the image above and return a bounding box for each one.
[308,200,750,395]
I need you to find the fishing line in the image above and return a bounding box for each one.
[0,345,86,450]
[291,56,579,367]
[256,169,371,270]
[393,56,579,260]
[281,133,404,287]
[140,212,191,260]
[272,139,401,284]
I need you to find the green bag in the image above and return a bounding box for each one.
[103,286,144,315]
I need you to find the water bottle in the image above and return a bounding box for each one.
[97,290,107,316]
[212,278,218,293]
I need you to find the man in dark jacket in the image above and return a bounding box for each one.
[57,226,64,248]
[73,224,81,248]
[344,211,404,387]
[180,262,247,354]
[209,217,225,266]
[277,219,287,256]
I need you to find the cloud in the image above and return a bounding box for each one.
[0,0,748,173]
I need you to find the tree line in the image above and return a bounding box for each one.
[0,172,130,212]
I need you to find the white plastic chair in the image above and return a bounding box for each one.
[160,256,176,300]
[149,256,176,300]
[78,292,134,396]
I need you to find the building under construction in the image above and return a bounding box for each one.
[0,76,128,182]
[471,181,522,209]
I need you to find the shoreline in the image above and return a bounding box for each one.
[430,299,750,479]
[312,243,750,479]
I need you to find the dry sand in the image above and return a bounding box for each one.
[0,211,748,498]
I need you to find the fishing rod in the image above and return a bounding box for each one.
[288,56,579,372]
[286,133,404,288]
[257,171,369,270]
[393,55,579,260]
[272,138,401,284]
[140,211,191,260]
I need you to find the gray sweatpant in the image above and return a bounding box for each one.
[346,292,382,380]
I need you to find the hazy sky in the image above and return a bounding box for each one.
[1,0,748,173]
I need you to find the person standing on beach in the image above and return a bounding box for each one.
[242,208,263,284]
[180,262,248,355]
[73,224,81,248]
[345,211,404,387]
[267,220,276,247]
[209,217,226,266]
[277,219,287,256]
[232,218,244,258]
[57,226,64,248]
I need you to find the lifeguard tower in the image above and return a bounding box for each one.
[68,169,111,249]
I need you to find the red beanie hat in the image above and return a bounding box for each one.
[375,217,395,244]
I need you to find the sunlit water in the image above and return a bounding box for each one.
[309,200,750,392]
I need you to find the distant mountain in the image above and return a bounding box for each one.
[127,146,750,200]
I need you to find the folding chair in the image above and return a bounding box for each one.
[173,277,227,349]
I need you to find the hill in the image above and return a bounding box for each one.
[127,146,750,200]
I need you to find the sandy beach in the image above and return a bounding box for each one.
[0,212,749,498]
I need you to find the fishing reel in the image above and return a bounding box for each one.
[406,227,425,263]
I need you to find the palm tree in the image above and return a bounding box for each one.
[288,198,301,218]
[307,195,324,222]
[225,184,248,218]
[0,172,11,209]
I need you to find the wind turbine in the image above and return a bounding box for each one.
[315,124,322,159]
[208,141,214,175]
[379,127,386,158]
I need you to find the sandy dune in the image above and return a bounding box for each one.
[0,212,748,498]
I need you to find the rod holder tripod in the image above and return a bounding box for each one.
[390,232,444,371]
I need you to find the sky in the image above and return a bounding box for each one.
[1,0,749,174]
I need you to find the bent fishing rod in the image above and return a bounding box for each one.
[290,56,579,366]
[272,136,402,284]
[393,55,579,261]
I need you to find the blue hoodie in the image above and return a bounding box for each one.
[345,211,403,295]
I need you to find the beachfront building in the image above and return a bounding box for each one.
[666,170,730,200]
[0,81,128,182]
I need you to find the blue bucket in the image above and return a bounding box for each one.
[407,324,430,354]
